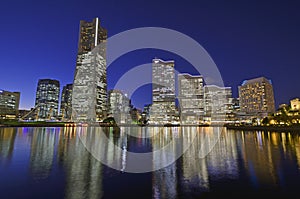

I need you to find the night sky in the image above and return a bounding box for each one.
[1,0,300,110]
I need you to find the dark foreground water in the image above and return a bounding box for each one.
[0,126,300,199]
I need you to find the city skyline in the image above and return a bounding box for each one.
[2,1,300,198]
[1,1,300,110]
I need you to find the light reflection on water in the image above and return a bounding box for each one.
[0,126,300,198]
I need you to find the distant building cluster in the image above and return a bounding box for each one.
[2,17,294,126]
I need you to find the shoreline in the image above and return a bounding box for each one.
[1,122,300,132]
[225,125,300,132]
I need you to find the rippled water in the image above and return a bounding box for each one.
[0,126,300,198]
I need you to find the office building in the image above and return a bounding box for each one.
[204,85,232,123]
[178,73,204,125]
[0,89,20,119]
[35,79,60,120]
[60,84,73,120]
[72,17,108,122]
[238,77,275,115]
[108,89,131,124]
[149,58,176,124]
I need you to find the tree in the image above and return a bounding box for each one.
[261,117,269,126]
[103,117,116,125]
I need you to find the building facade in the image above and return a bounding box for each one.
[60,84,73,120]
[290,98,300,111]
[150,58,176,124]
[72,17,108,122]
[143,104,152,119]
[108,89,131,124]
[204,85,232,123]
[238,77,275,115]
[35,79,60,120]
[178,73,204,125]
[0,89,20,119]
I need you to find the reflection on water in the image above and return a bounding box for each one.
[0,126,300,198]
[30,128,57,180]
[0,128,17,164]
[58,127,103,199]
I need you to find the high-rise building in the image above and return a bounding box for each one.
[150,58,176,124]
[60,84,73,120]
[108,89,131,124]
[204,85,232,123]
[72,17,108,122]
[0,89,20,119]
[238,77,275,115]
[35,79,60,120]
[178,73,204,125]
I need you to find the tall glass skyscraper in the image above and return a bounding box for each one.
[150,58,176,124]
[35,79,60,120]
[72,17,107,122]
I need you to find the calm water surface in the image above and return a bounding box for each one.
[0,126,300,198]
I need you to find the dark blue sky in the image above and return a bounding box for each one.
[1,0,300,110]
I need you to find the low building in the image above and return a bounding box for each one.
[0,89,20,119]
[290,98,300,111]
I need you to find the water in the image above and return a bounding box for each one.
[1,126,300,198]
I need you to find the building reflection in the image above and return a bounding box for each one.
[235,130,300,188]
[58,126,103,199]
[294,134,300,169]
[204,127,239,179]
[180,127,210,192]
[240,131,277,186]
[0,128,17,164]
[1,126,300,197]
[29,127,57,180]
[78,126,127,172]
[152,127,178,199]
[151,126,240,197]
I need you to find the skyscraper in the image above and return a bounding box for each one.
[178,73,204,125]
[72,17,108,122]
[108,89,131,124]
[60,83,73,120]
[35,79,60,120]
[150,58,176,124]
[238,77,275,115]
[0,89,20,119]
[204,85,232,123]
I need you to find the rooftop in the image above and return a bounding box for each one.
[241,76,272,86]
